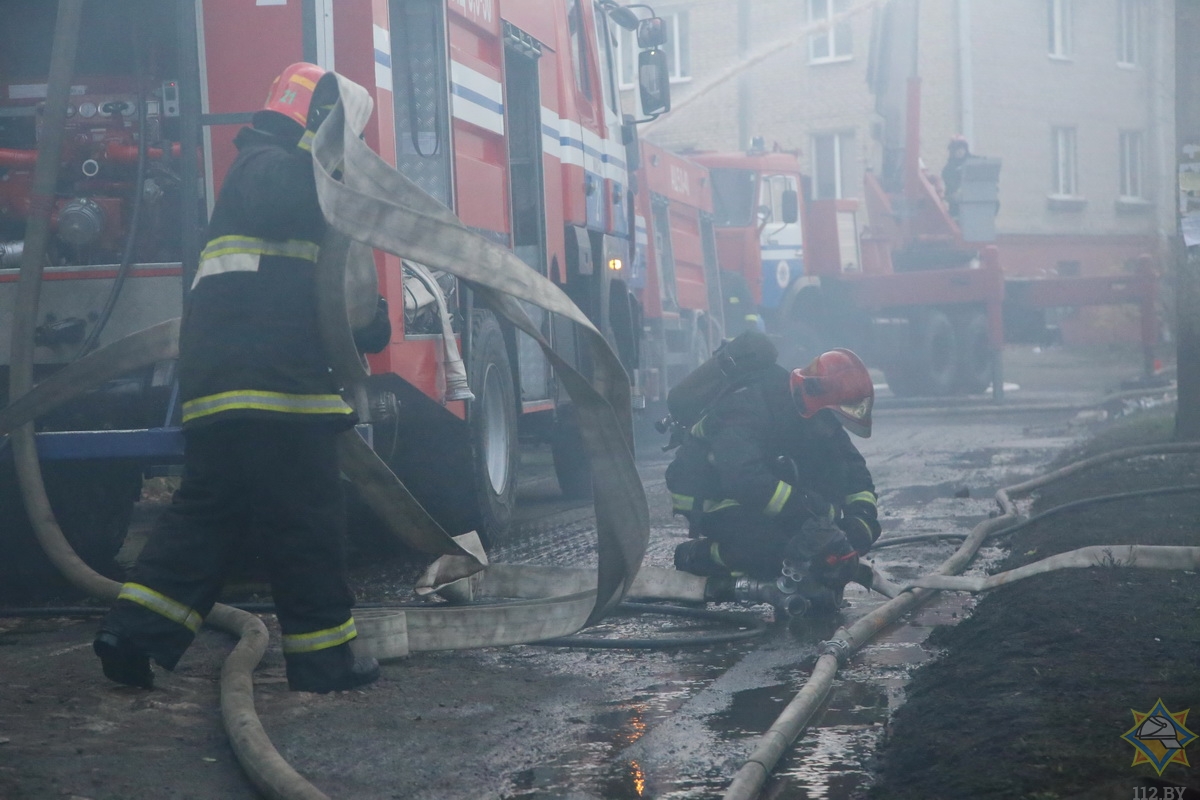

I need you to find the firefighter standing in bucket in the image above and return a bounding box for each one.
[666,330,880,615]
[94,63,387,692]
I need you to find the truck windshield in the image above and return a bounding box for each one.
[709,168,757,227]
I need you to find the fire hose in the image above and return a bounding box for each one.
[7,5,325,797]
[2,9,650,797]
[722,440,1200,800]
[12,9,1190,800]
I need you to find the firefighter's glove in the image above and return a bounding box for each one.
[837,497,880,555]
[782,515,859,592]
[812,534,861,593]
[782,516,846,566]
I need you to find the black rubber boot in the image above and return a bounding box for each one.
[93,630,154,689]
[704,575,737,602]
[674,539,731,578]
[286,643,380,693]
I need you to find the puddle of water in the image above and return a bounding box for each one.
[505,671,747,799]
[503,493,1016,800]
[709,683,795,738]
[768,724,881,800]
[763,681,889,799]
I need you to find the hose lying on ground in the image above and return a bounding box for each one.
[722,441,1200,800]
[6,48,652,799]
[7,8,330,797]
[909,545,1200,593]
[871,484,1200,550]
[535,602,770,649]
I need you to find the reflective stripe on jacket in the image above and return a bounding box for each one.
[665,364,874,527]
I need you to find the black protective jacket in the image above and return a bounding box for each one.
[178,125,354,429]
[666,363,880,551]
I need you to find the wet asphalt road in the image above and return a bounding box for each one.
[0,344,1173,799]
[472,403,1083,799]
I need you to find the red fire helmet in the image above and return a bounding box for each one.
[261,62,327,127]
[789,348,874,437]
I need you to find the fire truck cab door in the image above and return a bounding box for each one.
[758,173,804,311]
[502,25,552,404]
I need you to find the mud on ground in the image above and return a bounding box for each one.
[870,409,1200,800]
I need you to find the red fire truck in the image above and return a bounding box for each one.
[0,0,1160,596]
[688,139,1008,398]
[638,0,1159,401]
[683,140,1157,400]
[0,0,673,592]
[626,139,724,407]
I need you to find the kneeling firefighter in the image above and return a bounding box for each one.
[665,331,880,616]
[94,63,388,692]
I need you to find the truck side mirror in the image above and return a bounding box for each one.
[637,17,667,48]
[638,48,671,117]
[608,6,640,30]
[781,189,799,224]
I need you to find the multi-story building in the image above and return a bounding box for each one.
[626,0,1177,344]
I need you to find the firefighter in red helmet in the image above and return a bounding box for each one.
[94,63,386,693]
[666,330,880,615]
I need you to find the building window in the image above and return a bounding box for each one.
[617,10,690,89]
[812,131,854,199]
[1119,130,1144,199]
[1051,126,1078,196]
[1117,0,1139,66]
[593,3,620,115]
[808,0,853,64]
[1048,0,1072,59]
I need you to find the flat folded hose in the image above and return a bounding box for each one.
[4,64,650,799]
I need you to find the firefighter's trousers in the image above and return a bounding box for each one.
[101,419,356,674]
[692,508,798,580]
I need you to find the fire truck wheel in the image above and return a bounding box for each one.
[884,309,958,397]
[954,311,993,395]
[551,402,592,500]
[468,311,518,543]
[0,462,140,602]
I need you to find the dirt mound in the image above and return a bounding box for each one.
[870,410,1200,799]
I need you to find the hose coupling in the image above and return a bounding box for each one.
[820,637,851,661]
[732,576,810,617]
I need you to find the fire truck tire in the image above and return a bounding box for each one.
[884,309,958,397]
[954,311,993,395]
[0,462,140,602]
[551,402,592,499]
[468,311,518,543]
